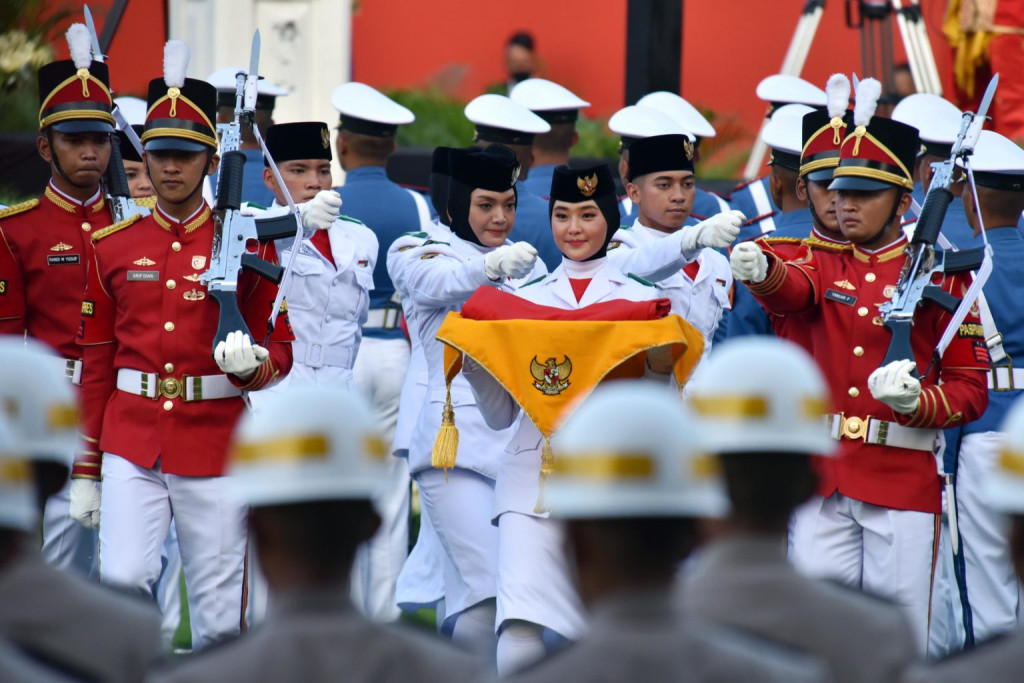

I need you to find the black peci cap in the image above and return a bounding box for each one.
[264,122,332,167]
[627,134,696,181]
[447,144,520,192]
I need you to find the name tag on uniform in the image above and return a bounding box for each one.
[127,270,160,282]
[47,254,80,266]
[824,288,857,306]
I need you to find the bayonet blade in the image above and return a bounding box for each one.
[975,73,999,124]
[83,5,105,62]
[244,30,261,112]
[248,30,261,80]
[112,108,144,157]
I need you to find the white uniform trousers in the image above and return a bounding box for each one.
[497,512,587,640]
[99,454,246,650]
[789,492,937,653]
[351,336,411,622]
[395,482,446,615]
[414,467,497,632]
[156,521,184,647]
[928,431,1022,656]
[41,480,98,577]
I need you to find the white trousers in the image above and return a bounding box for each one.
[415,467,498,630]
[395,483,447,614]
[41,480,98,577]
[929,431,1023,656]
[352,336,411,622]
[99,454,247,650]
[156,521,184,648]
[789,492,937,653]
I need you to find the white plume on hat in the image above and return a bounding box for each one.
[163,40,189,89]
[853,77,882,128]
[66,24,93,69]
[826,73,850,119]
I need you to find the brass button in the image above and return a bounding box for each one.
[81,222,91,231]
[166,279,176,290]
[849,387,860,398]
[163,400,173,411]
[171,241,182,252]
[853,346,864,357]
[865,273,876,283]
[164,363,174,373]
[164,322,175,332]
[857,306,869,317]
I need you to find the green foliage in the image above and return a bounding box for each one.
[387,88,476,148]
[0,0,71,131]
[573,115,618,159]
[0,186,34,206]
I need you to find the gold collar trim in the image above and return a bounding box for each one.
[852,238,907,264]
[153,204,211,234]
[44,186,105,215]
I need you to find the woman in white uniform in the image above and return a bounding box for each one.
[463,163,669,675]
[402,145,545,659]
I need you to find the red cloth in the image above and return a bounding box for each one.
[0,186,112,358]
[683,262,701,280]
[461,286,671,322]
[310,229,335,266]
[568,278,590,302]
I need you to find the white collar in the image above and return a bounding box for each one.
[561,256,606,278]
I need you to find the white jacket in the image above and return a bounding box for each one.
[404,228,547,478]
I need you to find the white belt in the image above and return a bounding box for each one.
[365,307,401,329]
[826,413,938,451]
[51,357,83,385]
[293,342,355,370]
[116,368,242,401]
[989,366,1024,391]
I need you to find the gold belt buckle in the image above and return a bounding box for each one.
[840,415,867,441]
[159,376,182,399]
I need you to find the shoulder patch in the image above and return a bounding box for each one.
[134,195,158,210]
[763,236,803,245]
[618,223,632,231]
[404,231,429,238]
[607,240,623,250]
[0,199,40,221]
[627,273,655,287]
[519,275,546,288]
[91,213,143,242]
[242,201,266,211]
[804,235,851,253]
[423,239,450,247]
[337,213,365,226]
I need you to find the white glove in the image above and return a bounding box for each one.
[69,479,101,529]
[300,190,342,231]
[868,360,922,415]
[730,242,768,283]
[679,209,745,253]
[214,331,269,380]
[484,241,538,281]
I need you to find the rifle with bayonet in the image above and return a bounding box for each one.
[200,29,301,354]
[878,74,998,372]
[83,4,149,224]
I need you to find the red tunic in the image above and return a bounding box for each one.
[747,236,988,513]
[0,185,113,358]
[76,202,293,477]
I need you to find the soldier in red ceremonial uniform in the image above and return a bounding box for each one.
[70,40,293,649]
[730,78,989,652]
[0,24,118,576]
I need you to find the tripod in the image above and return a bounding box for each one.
[742,0,943,180]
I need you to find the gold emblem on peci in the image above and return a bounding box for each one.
[530,355,572,395]
[577,173,598,198]
[321,126,331,149]
[683,139,695,161]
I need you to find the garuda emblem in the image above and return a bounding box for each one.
[530,355,572,395]
[577,173,598,197]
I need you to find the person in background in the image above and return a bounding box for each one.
[505,32,537,93]
[510,78,589,199]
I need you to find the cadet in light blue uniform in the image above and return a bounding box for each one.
[465,93,561,270]
[330,81,430,623]
[510,78,590,204]
[207,66,288,208]
[729,75,827,241]
[928,131,1024,656]
[727,104,815,339]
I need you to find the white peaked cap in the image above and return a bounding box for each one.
[548,381,729,519]
[988,396,1024,513]
[464,94,550,133]
[113,96,147,127]
[756,74,828,106]
[608,105,691,140]
[762,103,815,155]
[688,337,837,456]
[206,66,289,96]
[636,91,716,138]
[892,93,963,144]
[510,78,590,111]
[329,81,414,124]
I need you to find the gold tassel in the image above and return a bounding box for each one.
[77,68,90,97]
[852,125,867,155]
[431,384,459,480]
[830,116,844,145]
[533,436,555,514]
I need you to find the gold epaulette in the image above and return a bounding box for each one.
[134,196,158,210]
[803,235,851,253]
[0,199,40,221]
[91,213,143,242]
[761,236,803,245]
